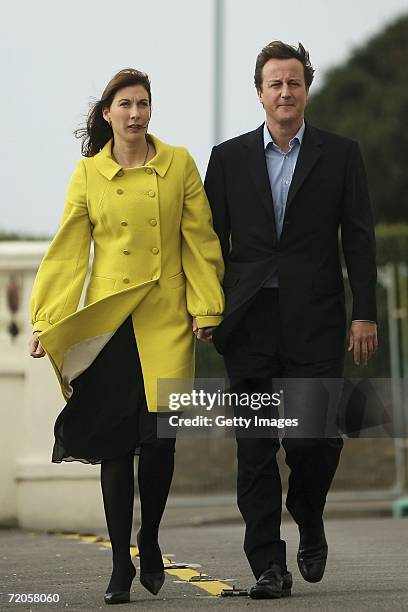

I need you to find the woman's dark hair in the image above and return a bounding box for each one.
[254,41,315,91]
[75,68,152,157]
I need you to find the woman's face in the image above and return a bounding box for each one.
[103,84,151,142]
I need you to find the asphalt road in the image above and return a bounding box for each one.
[1,517,407,611]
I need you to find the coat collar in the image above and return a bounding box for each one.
[93,134,174,180]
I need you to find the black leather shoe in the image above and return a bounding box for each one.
[104,562,136,605]
[137,530,165,595]
[249,564,292,599]
[297,525,328,583]
[139,571,165,596]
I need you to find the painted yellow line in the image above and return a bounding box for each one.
[165,568,233,596]
[50,531,234,596]
[79,535,102,543]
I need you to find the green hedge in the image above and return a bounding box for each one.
[375,224,407,265]
[0,230,51,241]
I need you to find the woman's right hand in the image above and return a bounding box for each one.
[29,333,46,358]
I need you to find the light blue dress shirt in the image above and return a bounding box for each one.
[263,121,305,288]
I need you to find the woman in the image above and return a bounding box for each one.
[28,68,224,604]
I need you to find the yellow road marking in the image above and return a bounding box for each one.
[165,568,233,596]
[49,531,234,596]
[79,535,102,543]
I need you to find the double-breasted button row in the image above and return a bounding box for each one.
[123,249,130,255]
[151,247,159,255]
[121,219,157,228]
[116,187,155,197]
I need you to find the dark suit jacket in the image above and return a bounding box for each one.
[204,122,377,362]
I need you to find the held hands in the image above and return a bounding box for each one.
[192,317,215,343]
[28,333,46,358]
[348,321,378,366]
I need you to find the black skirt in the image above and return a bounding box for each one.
[52,315,160,464]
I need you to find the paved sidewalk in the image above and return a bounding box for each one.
[1,517,407,611]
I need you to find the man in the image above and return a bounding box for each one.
[204,41,378,599]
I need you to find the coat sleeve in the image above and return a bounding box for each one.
[340,141,377,322]
[30,159,92,334]
[180,150,225,329]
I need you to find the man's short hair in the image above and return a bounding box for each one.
[254,41,315,91]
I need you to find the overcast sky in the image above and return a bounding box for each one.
[1,0,407,235]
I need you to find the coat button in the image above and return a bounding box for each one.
[117,189,124,195]
[148,190,156,197]
[121,220,128,226]
[123,249,130,255]
[123,277,130,283]
[145,168,153,174]
[151,247,159,254]
[117,170,124,177]
[149,219,157,226]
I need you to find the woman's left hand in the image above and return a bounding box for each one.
[192,317,215,343]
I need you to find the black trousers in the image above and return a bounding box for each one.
[224,289,344,578]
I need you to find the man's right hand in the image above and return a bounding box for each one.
[29,333,46,358]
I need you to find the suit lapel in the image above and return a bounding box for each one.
[286,123,323,210]
[244,124,278,241]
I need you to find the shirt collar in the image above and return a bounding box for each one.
[263,120,305,151]
[93,134,174,180]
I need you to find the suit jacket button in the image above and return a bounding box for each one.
[149,219,157,226]
[151,247,159,254]
[121,220,128,226]
[123,249,130,255]
[148,190,156,197]
[117,188,124,195]
[123,277,130,283]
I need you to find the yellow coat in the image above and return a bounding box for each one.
[30,135,224,411]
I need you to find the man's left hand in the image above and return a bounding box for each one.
[348,321,378,366]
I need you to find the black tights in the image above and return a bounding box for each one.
[100,439,175,592]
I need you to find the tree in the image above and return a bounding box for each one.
[306,14,408,223]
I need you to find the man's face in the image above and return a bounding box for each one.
[258,58,308,126]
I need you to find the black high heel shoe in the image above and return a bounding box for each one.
[104,561,136,605]
[137,530,165,595]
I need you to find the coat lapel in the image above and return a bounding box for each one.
[244,124,277,241]
[286,123,323,210]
